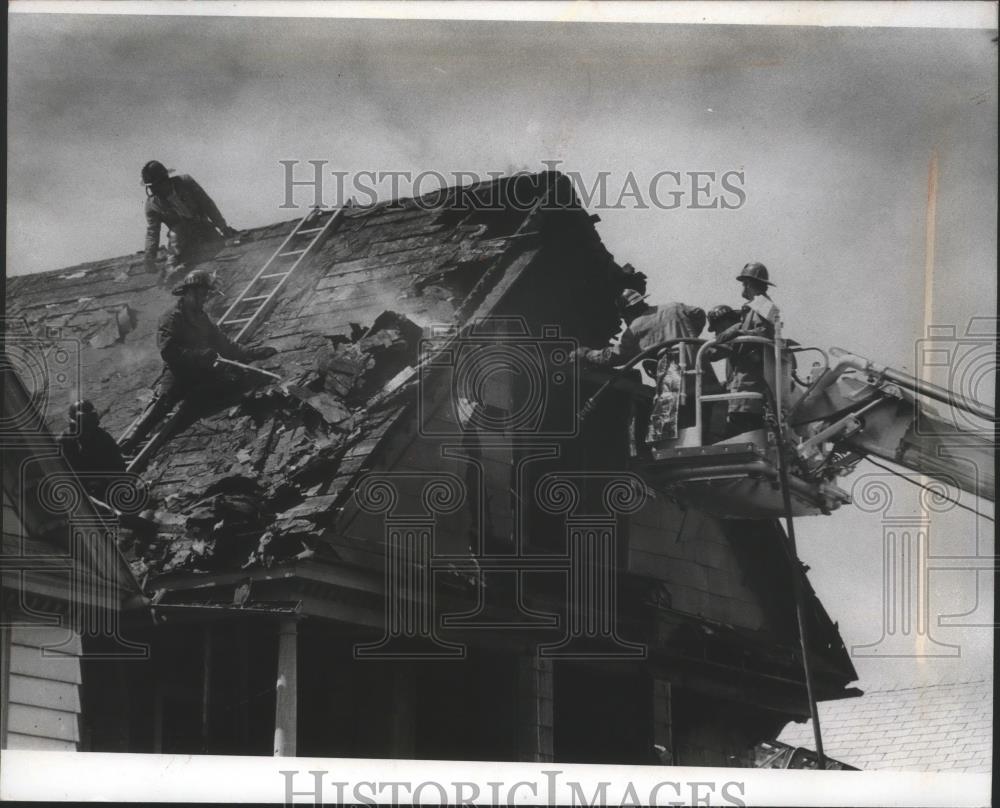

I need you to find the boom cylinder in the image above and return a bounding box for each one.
[827,347,995,423]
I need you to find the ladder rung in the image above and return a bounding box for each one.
[296,227,324,235]
[279,249,308,257]
[225,317,254,325]
[260,272,292,280]
[239,295,271,303]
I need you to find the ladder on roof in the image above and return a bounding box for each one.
[218,205,346,341]
[118,205,346,474]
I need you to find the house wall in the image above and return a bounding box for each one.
[2,484,84,752]
[671,688,787,767]
[3,623,83,751]
[553,662,652,764]
[628,495,767,630]
[352,396,773,634]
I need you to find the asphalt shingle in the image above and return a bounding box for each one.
[779,679,993,772]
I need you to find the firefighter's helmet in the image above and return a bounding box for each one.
[735,262,775,287]
[618,289,649,312]
[707,304,740,332]
[141,160,171,186]
[172,269,219,296]
[69,399,99,428]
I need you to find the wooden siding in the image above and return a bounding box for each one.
[2,624,82,751]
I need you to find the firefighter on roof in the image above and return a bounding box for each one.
[158,269,278,395]
[58,400,127,501]
[141,160,238,279]
[119,270,277,453]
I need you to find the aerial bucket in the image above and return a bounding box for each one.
[642,436,852,519]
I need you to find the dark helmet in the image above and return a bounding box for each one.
[141,160,170,186]
[707,304,739,333]
[69,399,98,427]
[735,262,775,287]
[617,288,650,312]
[171,269,219,296]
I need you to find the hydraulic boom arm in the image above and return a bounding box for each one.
[789,348,995,503]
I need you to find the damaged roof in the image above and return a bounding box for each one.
[7,171,858,694]
[6,172,631,584]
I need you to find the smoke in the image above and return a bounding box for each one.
[117,342,158,371]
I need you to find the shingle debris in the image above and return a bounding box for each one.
[119,310,424,581]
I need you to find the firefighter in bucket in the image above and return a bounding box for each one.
[577,290,710,450]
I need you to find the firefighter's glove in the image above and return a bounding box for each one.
[249,345,278,360]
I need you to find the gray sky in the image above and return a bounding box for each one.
[6,10,997,689]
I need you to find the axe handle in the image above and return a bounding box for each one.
[213,356,283,381]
